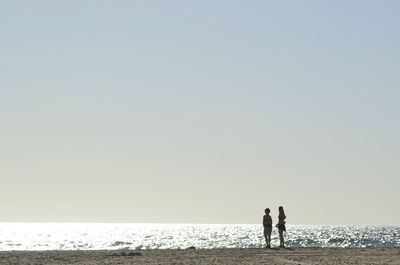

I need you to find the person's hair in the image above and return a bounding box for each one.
[279,206,285,215]
[265,208,270,213]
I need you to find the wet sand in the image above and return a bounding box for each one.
[0,248,399,265]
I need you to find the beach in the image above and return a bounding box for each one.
[0,248,399,265]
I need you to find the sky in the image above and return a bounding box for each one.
[1,0,399,225]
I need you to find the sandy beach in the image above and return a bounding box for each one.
[0,248,399,265]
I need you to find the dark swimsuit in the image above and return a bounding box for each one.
[278,215,286,231]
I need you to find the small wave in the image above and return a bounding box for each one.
[111,241,133,247]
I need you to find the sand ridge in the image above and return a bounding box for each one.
[0,248,399,265]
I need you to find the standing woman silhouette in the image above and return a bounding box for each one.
[277,206,286,248]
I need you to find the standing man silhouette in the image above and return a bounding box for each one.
[263,208,272,248]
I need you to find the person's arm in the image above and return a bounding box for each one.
[263,216,267,226]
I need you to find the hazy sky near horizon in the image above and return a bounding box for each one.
[1,1,399,225]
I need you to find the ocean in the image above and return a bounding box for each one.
[0,223,399,250]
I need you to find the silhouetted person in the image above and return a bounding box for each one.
[277,206,286,248]
[263,208,273,248]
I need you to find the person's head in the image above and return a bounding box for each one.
[279,206,284,214]
[265,208,270,214]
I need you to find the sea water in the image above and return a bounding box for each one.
[0,223,399,250]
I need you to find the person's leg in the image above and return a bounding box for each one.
[279,229,284,247]
[264,229,268,247]
[267,231,271,247]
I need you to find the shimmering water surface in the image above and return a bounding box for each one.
[0,223,399,250]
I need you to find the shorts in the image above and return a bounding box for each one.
[264,225,272,234]
[277,224,286,232]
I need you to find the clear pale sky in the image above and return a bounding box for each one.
[1,1,399,225]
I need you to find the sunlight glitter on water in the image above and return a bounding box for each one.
[0,223,398,250]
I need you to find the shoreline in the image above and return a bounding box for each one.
[0,248,399,264]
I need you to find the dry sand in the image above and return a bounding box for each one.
[0,248,399,265]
